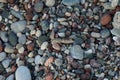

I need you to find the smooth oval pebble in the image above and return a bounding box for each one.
[15,66,31,80]
[45,0,55,7]
[52,42,61,51]
[91,32,100,38]
[45,57,54,66]
[0,52,6,61]
[41,41,48,50]
[62,0,80,6]
[35,55,41,65]
[100,14,111,25]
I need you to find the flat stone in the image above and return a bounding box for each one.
[4,45,14,53]
[35,55,41,65]
[111,28,120,37]
[100,29,110,38]
[91,32,100,38]
[11,21,26,33]
[8,31,18,46]
[0,31,8,42]
[41,41,48,50]
[18,34,26,44]
[15,66,31,80]
[2,59,11,68]
[55,58,63,66]
[62,0,80,6]
[0,52,6,61]
[6,74,14,80]
[34,2,43,12]
[45,0,55,7]
[70,45,84,60]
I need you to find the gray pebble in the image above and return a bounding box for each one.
[11,21,26,33]
[6,74,14,80]
[0,52,6,61]
[5,45,14,53]
[70,45,84,60]
[2,59,11,68]
[18,34,26,44]
[34,2,43,12]
[55,58,63,66]
[8,31,18,46]
[111,28,120,37]
[40,20,49,31]
[62,0,80,6]
[45,0,55,7]
[100,29,110,38]
[0,31,8,42]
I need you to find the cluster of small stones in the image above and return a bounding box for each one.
[0,0,120,80]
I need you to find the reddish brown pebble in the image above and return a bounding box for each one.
[45,73,53,80]
[27,43,34,51]
[100,14,112,25]
[8,0,15,3]
[45,57,54,67]
[11,65,16,72]
[0,45,3,52]
[25,12,33,21]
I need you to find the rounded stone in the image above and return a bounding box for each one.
[100,29,110,38]
[15,66,31,80]
[70,45,84,60]
[34,2,43,12]
[0,52,6,61]
[55,58,63,66]
[101,14,111,25]
[62,0,80,6]
[35,55,41,65]
[45,0,55,7]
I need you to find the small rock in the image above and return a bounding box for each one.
[70,45,84,60]
[112,12,120,28]
[0,45,3,52]
[99,0,107,2]
[27,43,34,51]
[45,0,55,7]
[35,30,41,37]
[103,3,114,10]
[0,75,5,80]
[111,0,119,8]
[38,36,49,44]
[52,42,61,51]
[6,74,14,80]
[0,52,6,61]
[39,57,45,65]
[15,66,31,80]
[11,21,26,33]
[18,47,24,54]
[4,45,14,53]
[100,29,110,38]
[55,58,63,66]
[10,9,24,20]
[101,14,111,25]
[111,28,120,37]
[18,34,26,44]
[45,73,53,80]
[34,2,43,12]
[41,41,48,50]
[25,12,33,21]
[35,55,41,65]
[40,20,49,31]
[62,0,80,6]
[58,32,65,37]
[0,31,8,42]
[2,59,11,68]
[45,57,54,66]
[8,31,18,46]
[74,37,83,45]
[116,52,120,57]
[65,12,72,16]
[91,32,100,38]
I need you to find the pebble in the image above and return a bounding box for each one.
[35,55,41,65]
[0,31,8,42]
[11,21,26,33]
[2,59,11,68]
[15,66,31,80]
[27,43,34,51]
[58,32,65,37]
[111,0,119,8]
[111,28,120,37]
[18,34,26,44]
[112,12,120,28]
[0,52,6,61]
[6,74,14,80]
[103,3,114,10]
[62,0,80,6]
[8,31,18,46]
[70,45,84,60]
[0,75,5,80]
[35,30,41,37]
[39,57,45,65]
[38,36,49,45]
[40,20,49,31]
[4,45,14,53]
[45,57,54,66]
[116,52,120,57]
[65,12,72,16]
[100,14,111,25]
[18,47,24,53]
[45,0,55,7]
[0,45,3,52]
[34,2,43,12]
[40,41,48,50]
[74,37,83,45]
[99,0,107,2]
[91,32,100,38]
[10,9,24,20]
[52,42,61,51]
[100,29,110,38]
[55,58,63,66]
[45,73,53,80]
